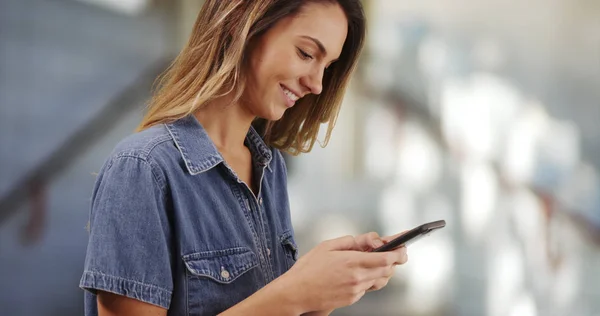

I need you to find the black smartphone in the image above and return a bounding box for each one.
[372,220,446,252]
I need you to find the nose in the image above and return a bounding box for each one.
[300,66,324,95]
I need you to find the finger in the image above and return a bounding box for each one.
[355,232,383,251]
[361,265,395,282]
[391,246,408,265]
[356,252,403,268]
[349,289,367,306]
[363,266,394,291]
[323,235,360,251]
[367,277,391,292]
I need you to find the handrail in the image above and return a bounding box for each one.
[0,58,171,226]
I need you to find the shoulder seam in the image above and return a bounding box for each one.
[114,129,172,160]
[108,155,167,191]
[144,134,173,158]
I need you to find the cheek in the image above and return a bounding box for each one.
[249,58,284,101]
[255,47,299,84]
[245,42,302,113]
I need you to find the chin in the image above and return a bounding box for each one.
[262,112,285,122]
[258,105,287,121]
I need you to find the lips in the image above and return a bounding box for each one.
[280,84,300,108]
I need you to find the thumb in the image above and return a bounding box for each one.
[356,232,384,250]
[324,235,360,251]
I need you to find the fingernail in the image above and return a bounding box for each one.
[373,238,384,248]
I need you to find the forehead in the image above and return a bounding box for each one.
[280,3,348,59]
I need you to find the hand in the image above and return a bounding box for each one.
[354,231,408,252]
[280,235,406,313]
[354,231,409,292]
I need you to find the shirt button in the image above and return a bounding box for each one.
[267,248,271,256]
[258,198,263,205]
[221,269,230,280]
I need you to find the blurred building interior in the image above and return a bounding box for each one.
[1,0,599,315]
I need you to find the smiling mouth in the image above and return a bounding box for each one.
[280,84,300,107]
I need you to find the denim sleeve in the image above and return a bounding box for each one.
[79,155,173,309]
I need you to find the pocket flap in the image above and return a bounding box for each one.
[182,247,259,284]
[279,230,299,260]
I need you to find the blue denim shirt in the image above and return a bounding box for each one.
[80,115,299,315]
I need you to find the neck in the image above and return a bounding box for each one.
[193,96,255,153]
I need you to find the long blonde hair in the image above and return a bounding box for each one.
[137,0,365,155]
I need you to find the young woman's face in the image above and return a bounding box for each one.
[243,2,348,121]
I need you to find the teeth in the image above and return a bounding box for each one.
[283,87,299,101]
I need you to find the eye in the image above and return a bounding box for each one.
[296,47,314,60]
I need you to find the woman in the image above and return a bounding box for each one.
[80,0,408,315]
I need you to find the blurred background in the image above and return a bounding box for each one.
[1,0,599,315]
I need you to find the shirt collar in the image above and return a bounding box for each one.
[165,115,272,175]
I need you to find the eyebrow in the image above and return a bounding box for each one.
[300,35,339,64]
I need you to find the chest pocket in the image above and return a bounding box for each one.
[183,247,261,315]
[279,230,299,269]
